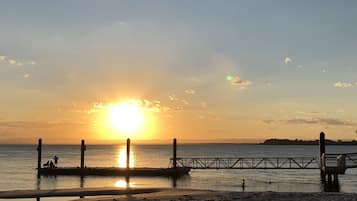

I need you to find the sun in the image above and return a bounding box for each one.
[108,102,144,134]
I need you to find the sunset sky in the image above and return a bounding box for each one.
[1,1,357,144]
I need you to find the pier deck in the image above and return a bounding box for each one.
[39,167,191,177]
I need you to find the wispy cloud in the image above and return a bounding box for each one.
[284,57,292,64]
[334,81,352,88]
[88,99,171,114]
[8,59,16,65]
[263,118,355,126]
[227,76,253,90]
[181,99,189,105]
[0,55,36,66]
[185,89,195,95]
[169,95,178,101]
[0,56,7,62]
[0,120,86,129]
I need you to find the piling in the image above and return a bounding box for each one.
[173,138,177,169]
[80,140,86,169]
[319,132,326,181]
[126,138,130,169]
[37,138,42,179]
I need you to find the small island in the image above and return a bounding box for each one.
[261,138,357,145]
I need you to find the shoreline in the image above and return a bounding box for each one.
[2,188,357,201]
[70,189,357,201]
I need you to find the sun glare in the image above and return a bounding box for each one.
[93,99,157,140]
[108,103,144,134]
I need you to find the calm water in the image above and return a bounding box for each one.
[1,144,357,200]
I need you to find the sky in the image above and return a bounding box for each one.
[1,0,357,144]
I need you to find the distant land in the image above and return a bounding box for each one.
[261,138,357,145]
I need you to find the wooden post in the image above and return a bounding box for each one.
[319,132,326,181]
[173,138,177,169]
[37,138,42,179]
[126,138,130,169]
[334,173,339,184]
[80,140,86,169]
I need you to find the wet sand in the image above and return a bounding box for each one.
[69,189,357,201]
[2,188,357,201]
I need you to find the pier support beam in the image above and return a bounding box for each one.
[37,138,42,179]
[173,138,177,169]
[319,132,326,182]
[126,138,130,169]
[80,140,86,169]
[333,173,339,184]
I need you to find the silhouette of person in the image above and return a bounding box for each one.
[54,155,59,165]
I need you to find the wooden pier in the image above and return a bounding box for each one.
[169,132,357,184]
[37,132,357,183]
[37,138,190,178]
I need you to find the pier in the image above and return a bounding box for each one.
[37,138,190,178]
[171,157,319,169]
[169,132,357,184]
[36,132,357,183]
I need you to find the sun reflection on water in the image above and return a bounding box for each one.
[117,146,135,168]
[114,179,135,188]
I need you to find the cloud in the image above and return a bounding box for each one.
[0,56,7,62]
[181,99,189,105]
[88,99,172,114]
[169,95,178,101]
[8,59,17,65]
[263,118,356,126]
[228,76,253,90]
[119,21,127,26]
[0,121,86,129]
[0,54,36,66]
[185,89,195,95]
[334,81,352,88]
[284,57,292,64]
[296,111,327,116]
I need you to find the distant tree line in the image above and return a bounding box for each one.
[261,138,357,145]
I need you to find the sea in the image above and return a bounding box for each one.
[1,144,357,201]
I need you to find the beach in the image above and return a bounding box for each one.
[2,188,357,201]
[68,189,357,201]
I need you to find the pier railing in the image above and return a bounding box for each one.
[170,157,320,169]
[321,153,357,173]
